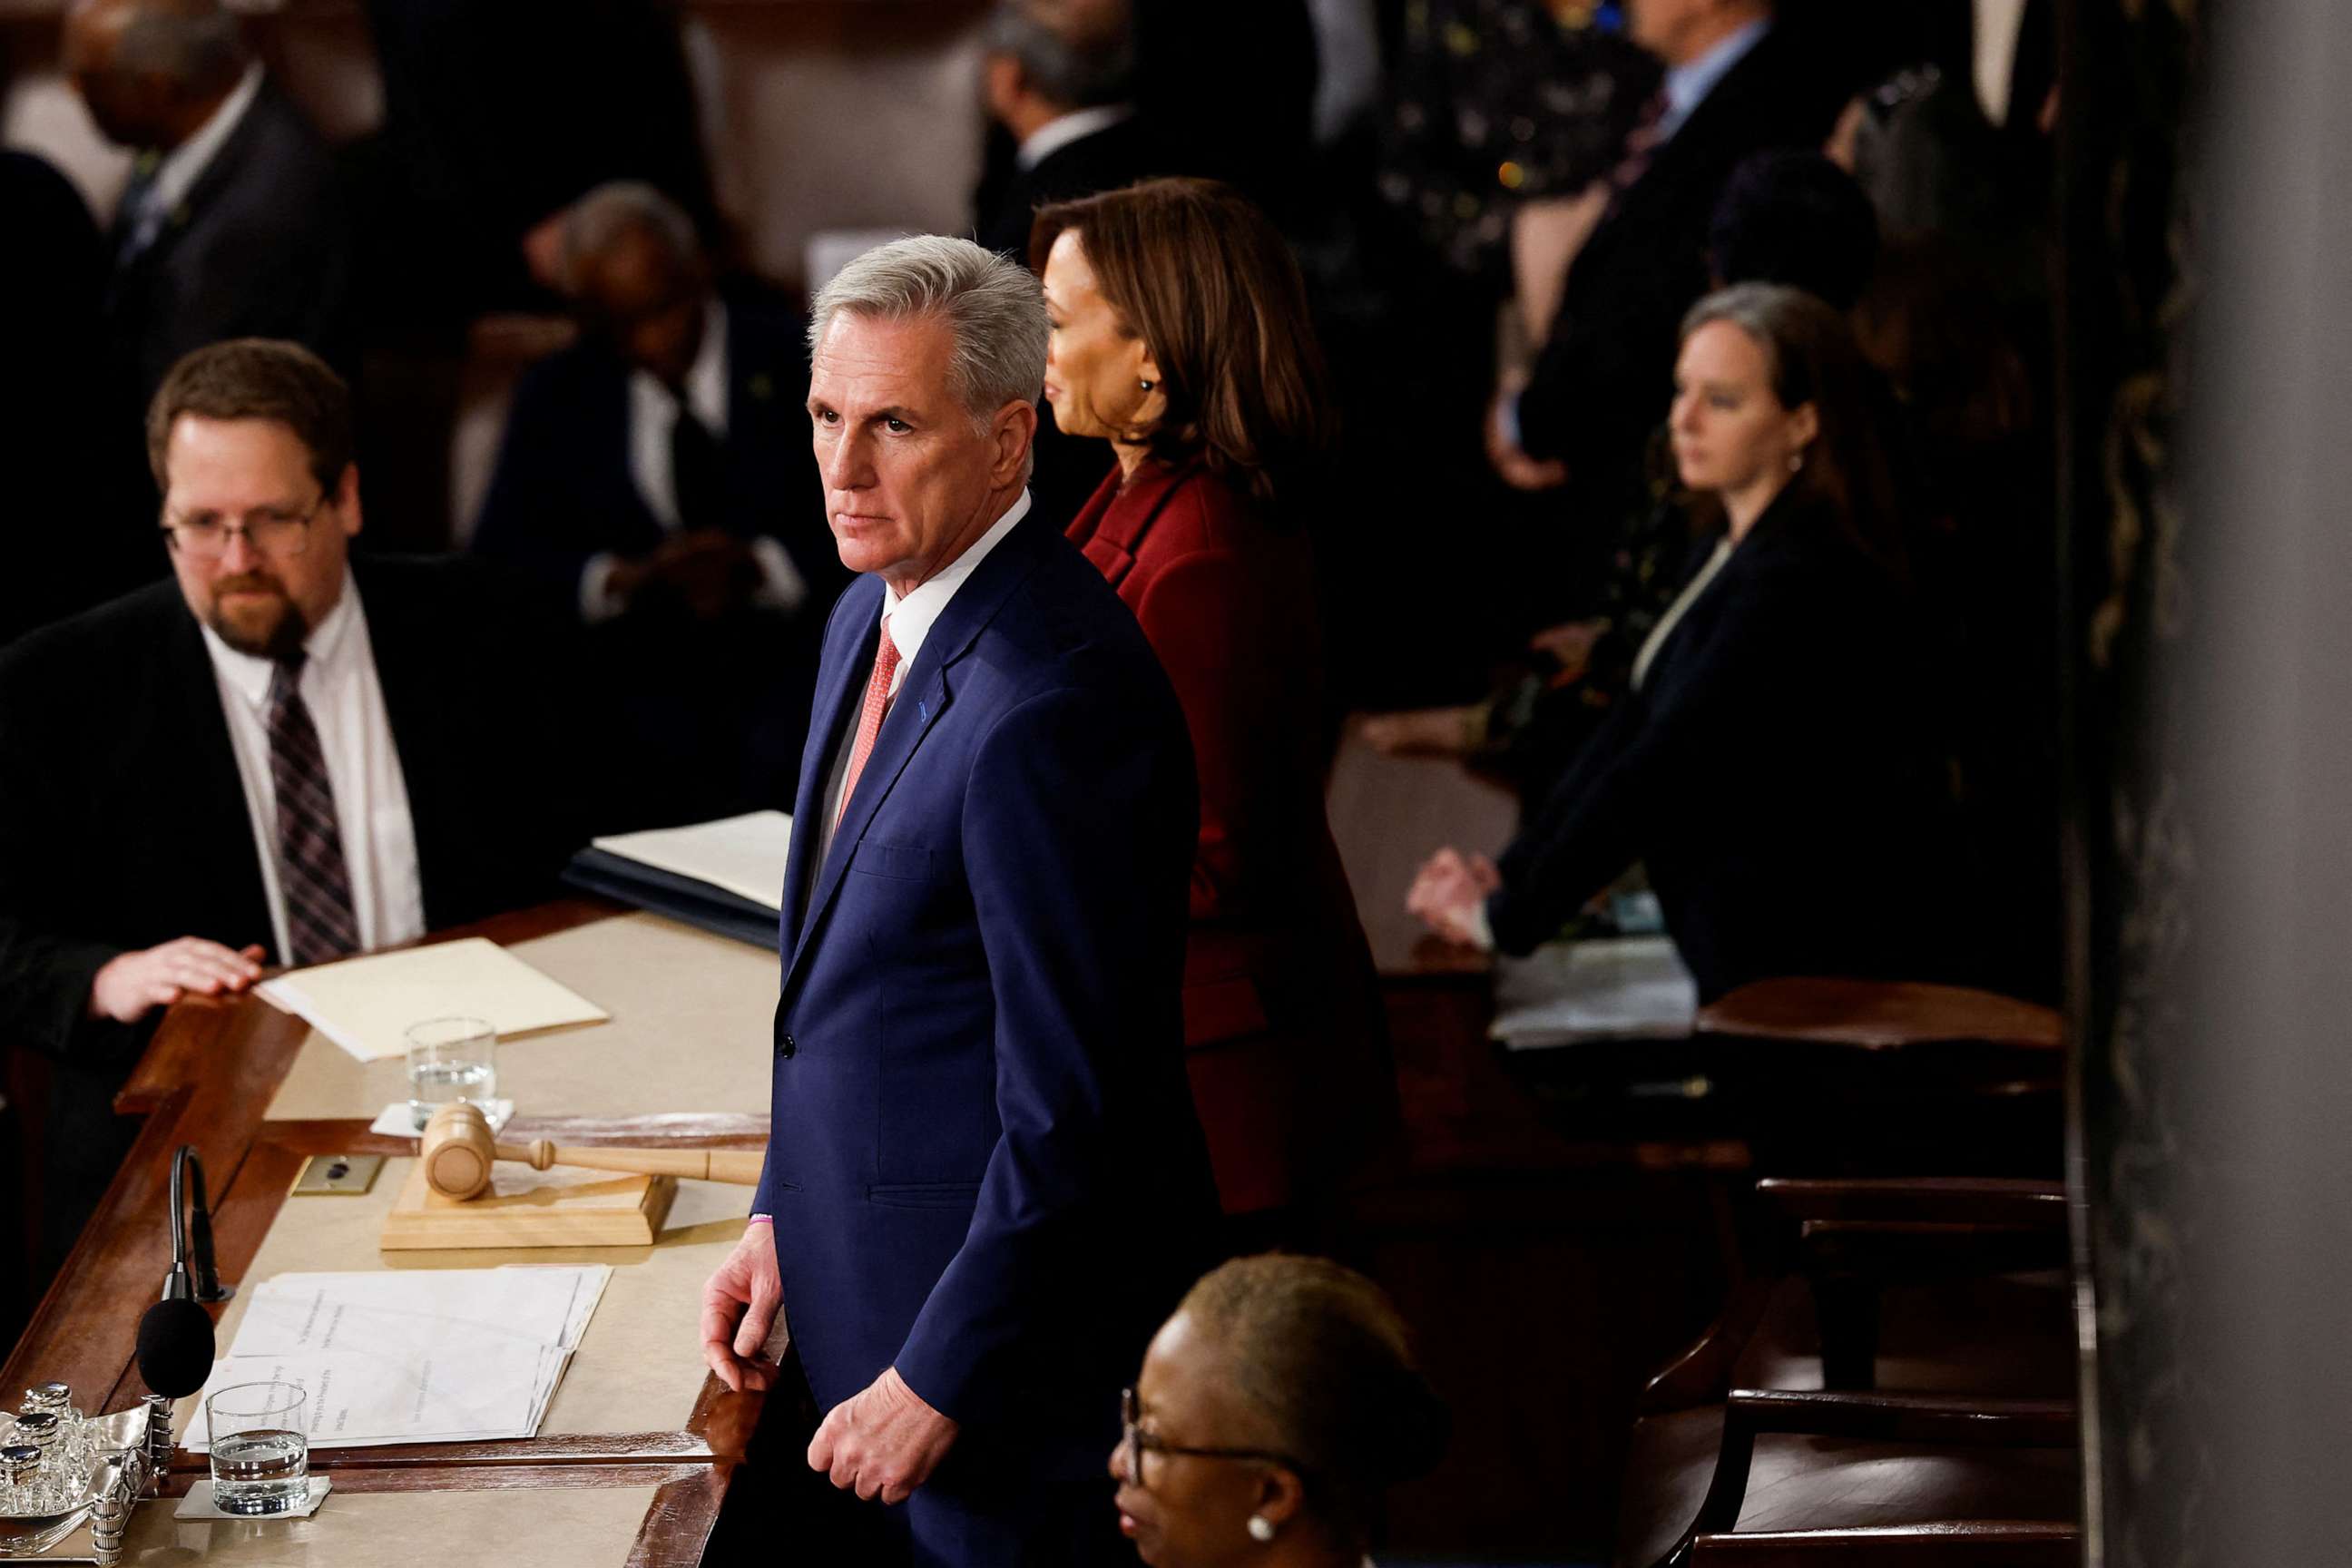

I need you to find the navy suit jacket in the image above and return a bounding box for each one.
[470,279,841,621]
[756,504,1213,1481]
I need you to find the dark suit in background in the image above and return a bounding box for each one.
[1485,492,1968,1003]
[1,152,107,645]
[96,76,355,599]
[1515,22,1852,560]
[756,506,1213,1563]
[0,556,579,1269]
[472,280,842,825]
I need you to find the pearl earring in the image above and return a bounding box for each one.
[1247,1514,1277,1543]
[1788,450,1805,473]
[1139,378,1155,392]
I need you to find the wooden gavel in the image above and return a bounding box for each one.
[418,1102,763,1201]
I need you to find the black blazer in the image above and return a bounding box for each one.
[103,74,355,410]
[0,557,583,1063]
[1485,493,1966,1002]
[1515,23,1851,500]
[469,279,840,621]
[975,114,1163,261]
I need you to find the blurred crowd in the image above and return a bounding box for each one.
[3,0,2065,1550]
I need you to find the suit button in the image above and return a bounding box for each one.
[778,1033,798,1059]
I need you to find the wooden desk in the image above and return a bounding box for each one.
[3,897,781,1565]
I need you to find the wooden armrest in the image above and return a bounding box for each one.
[1684,1393,2076,1550]
[1695,980,2062,1052]
[1690,1521,2081,1564]
[1637,1279,1779,1416]
[1759,1178,2066,1230]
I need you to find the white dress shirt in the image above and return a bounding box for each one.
[809,490,1033,873]
[200,569,426,964]
[1016,104,1134,170]
[579,296,808,623]
[1655,17,1770,142]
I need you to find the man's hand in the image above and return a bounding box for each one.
[701,1222,783,1393]
[1406,847,1502,948]
[807,1366,959,1505]
[87,938,265,1024]
[649,530,760,620]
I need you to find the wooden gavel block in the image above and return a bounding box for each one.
[417,1102,764,1200]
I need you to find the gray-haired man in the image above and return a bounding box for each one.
[697,236,1214,1563]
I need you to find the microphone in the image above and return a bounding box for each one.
[136,1147,229,1397]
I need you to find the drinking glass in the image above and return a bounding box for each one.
[205,1382,308,1516]
[405,1016,498,1132]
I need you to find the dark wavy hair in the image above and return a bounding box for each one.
[1030,177,1332,502]
[1680,282,1904,574]
[1175,1253,1449,1552]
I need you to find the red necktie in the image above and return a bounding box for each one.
[835,618,901,830]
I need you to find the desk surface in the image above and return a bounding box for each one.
[5,898,777,1566]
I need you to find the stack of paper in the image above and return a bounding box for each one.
[255,937,610,1063]
[564,809,791,950]
[182,1266,610,1451]
[1488,936,1700,1050]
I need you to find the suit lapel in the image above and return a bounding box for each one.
[778,582,881,959]
[152,596,277,953]
[778,513,1054,1001]
[1072,459,1195,590]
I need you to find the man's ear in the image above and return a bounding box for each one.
[335,463,364,539]
[982,54,1024,124]
[993,400,1039,485]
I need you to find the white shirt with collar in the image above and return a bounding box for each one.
[139,62,263,224]
[810,489,1033,873]
[579,296,809,623]
[1656,16,1771,142]
[200,567,426,965]
[1016,103,1134,171]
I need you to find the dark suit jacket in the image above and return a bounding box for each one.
[1485,492,1966,1003]
[1516,24,1851,508]
[975,113,1163,261]
[0,556,583,1065]
[470,280,840,622]
[755,505,1212,1541]
[1067,459,1394,1215]
[104,75,355,412]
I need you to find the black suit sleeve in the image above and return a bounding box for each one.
[1484,558,1821,954]
[0,655,123,1057]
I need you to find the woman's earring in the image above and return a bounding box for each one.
[1788,449,1805,473]
[1247,1514,1277,1543]
[1139,378,1155,392]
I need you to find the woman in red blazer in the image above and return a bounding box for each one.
[1031,178,1396,1239]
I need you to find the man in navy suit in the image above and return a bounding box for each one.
[698,236,1214,1563]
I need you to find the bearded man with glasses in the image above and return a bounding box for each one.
[0,336,580,1280]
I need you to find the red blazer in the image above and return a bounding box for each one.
[1068,457,1396,1216]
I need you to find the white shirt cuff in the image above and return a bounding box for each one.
[749,535,810,615]
[1465,897,1496,953]
[581,553,630,624]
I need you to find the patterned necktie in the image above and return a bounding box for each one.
[267,653,361,965]
[834,619,901,830]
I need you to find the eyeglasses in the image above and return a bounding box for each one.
[1119,1387,1309,1493]
[160,494,327,561]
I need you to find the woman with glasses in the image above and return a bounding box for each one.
[1112,1255,1448,1566]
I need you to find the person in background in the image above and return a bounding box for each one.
[0,338,577,1282]
[1369,151,1881,807]
[1112,1253,1449,1567]
[1411,284,1967,1002]
[1034,178,1396,1243]
[65,0,355,598]
[472,181,842,825]
[1488,0,1851,579]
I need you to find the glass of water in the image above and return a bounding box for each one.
[405,1015,497,1132]
[206,1381,308,1516]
